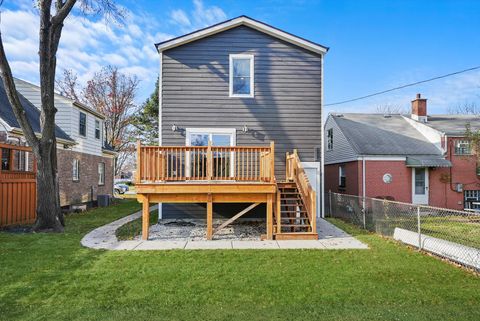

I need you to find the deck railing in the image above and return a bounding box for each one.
[286,149,316,232]
[136,141,275,183]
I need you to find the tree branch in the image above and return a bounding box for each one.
[52,0,77,27]
[0,31,40,150]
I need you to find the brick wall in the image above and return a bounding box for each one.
[325,161,359,195]
[429,137,480,210]
[57,149,114,206]
[363,160,412,203]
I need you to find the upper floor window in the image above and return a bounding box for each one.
[72,159,80,181]
[79,112,87,137]
[454,140,471,155]
[327,128,333,150]
[229,54,254,98]
[95,120,101,140]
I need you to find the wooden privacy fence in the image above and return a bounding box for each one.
[286,149,316,232]
[137,141,275,183]
[0,143,36,227]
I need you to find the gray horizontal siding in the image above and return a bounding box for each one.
[324,116,358,164]
[161,25,322,219]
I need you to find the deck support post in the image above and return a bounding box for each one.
[206,193,213,240]
[266,194,273,240]
[141,194,150,240]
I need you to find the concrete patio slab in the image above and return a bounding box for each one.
[319,237,369,249]
[81,208,368,251]
[184,240,233,249]
[232,240,280,249]
[135,240,187,250]
[277,240,326,249]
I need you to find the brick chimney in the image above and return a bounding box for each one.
[411,93,427,123]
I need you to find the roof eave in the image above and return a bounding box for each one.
[155,15,329,55]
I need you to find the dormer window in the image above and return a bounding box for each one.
[229,54,254,98]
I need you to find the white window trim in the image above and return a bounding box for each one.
[72,159,80,181]
[185,128,237,146]
[185,128,236,179]
[98,162,105,186]
[229,54,254,98]
[95,119,101,140]
[79,112,87,138]
[327,128,333,151]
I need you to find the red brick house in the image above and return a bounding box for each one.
[324,94,480,210]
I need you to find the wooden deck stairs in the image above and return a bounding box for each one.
[274,181,318,240]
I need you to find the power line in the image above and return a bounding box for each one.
[325,65,480,107]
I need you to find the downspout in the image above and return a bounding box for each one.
[158,50,163,220]
[362,157,366,203]
[320,53,325,218]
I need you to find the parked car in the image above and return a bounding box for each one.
[114,183,129,194]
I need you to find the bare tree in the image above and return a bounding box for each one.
[57,66,138,176]
[375,104,407,115]
[56,69,81,101]
[0,1,123,232]
[447,102,480,116]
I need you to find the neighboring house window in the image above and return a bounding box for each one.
[72,159,80,181]
[229,54,254,97]
[327,128,333,150]
[98,162,105,185]
[339,165,346,187]
[79,112,87,137]
[1,148,10,170]
[464,190,480,210]
[95,120,101,139]
[454,140,471,155]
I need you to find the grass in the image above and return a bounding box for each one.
[420,216,479,248]
[0,202,479,321]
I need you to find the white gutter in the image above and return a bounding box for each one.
[320,53,325,218]
[362,156,366,206]
[157,51,163,220]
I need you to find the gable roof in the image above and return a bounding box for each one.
[156,15,329,54]
[0,80,73,143]
[423,115,480,136]
[331,113,442,156]
[13,78,105,119]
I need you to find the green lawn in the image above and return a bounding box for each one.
[0,202,479,321]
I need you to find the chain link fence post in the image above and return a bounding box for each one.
[362,195,366,229]
[417,206,422,250]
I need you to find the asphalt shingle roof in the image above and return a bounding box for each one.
[333,113,442,156]
[0,80,73,142]
[424,115,480,136]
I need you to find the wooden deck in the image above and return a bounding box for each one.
[136,141,317,240]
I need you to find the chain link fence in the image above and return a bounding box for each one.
[325,192,480,271]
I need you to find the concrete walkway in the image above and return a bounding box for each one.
[81,207,368,250]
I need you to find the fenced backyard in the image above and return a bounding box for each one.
[325,192,480,271]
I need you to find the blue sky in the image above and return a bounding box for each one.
[2,0,480,115]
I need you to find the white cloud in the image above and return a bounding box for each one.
[169,0,226,32]
[170,9,191,28]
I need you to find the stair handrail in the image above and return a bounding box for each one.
[285,150,316,232]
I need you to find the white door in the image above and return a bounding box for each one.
[302,162,321,218]
[412,168,429,204]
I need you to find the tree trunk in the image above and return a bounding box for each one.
[33,139,64,232]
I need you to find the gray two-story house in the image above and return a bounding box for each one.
[150,16,328,226]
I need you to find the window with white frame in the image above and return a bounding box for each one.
[455,140,471,155]
[79,112,87,137]
[95,120,101,139]
[327,128,333,150]
[186,128,236,178]
[339,165,346,188]
[98,162,105,185]
[72,159,80,181]
[229,54,254,97]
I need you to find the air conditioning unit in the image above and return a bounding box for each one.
[455,183,463,193]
